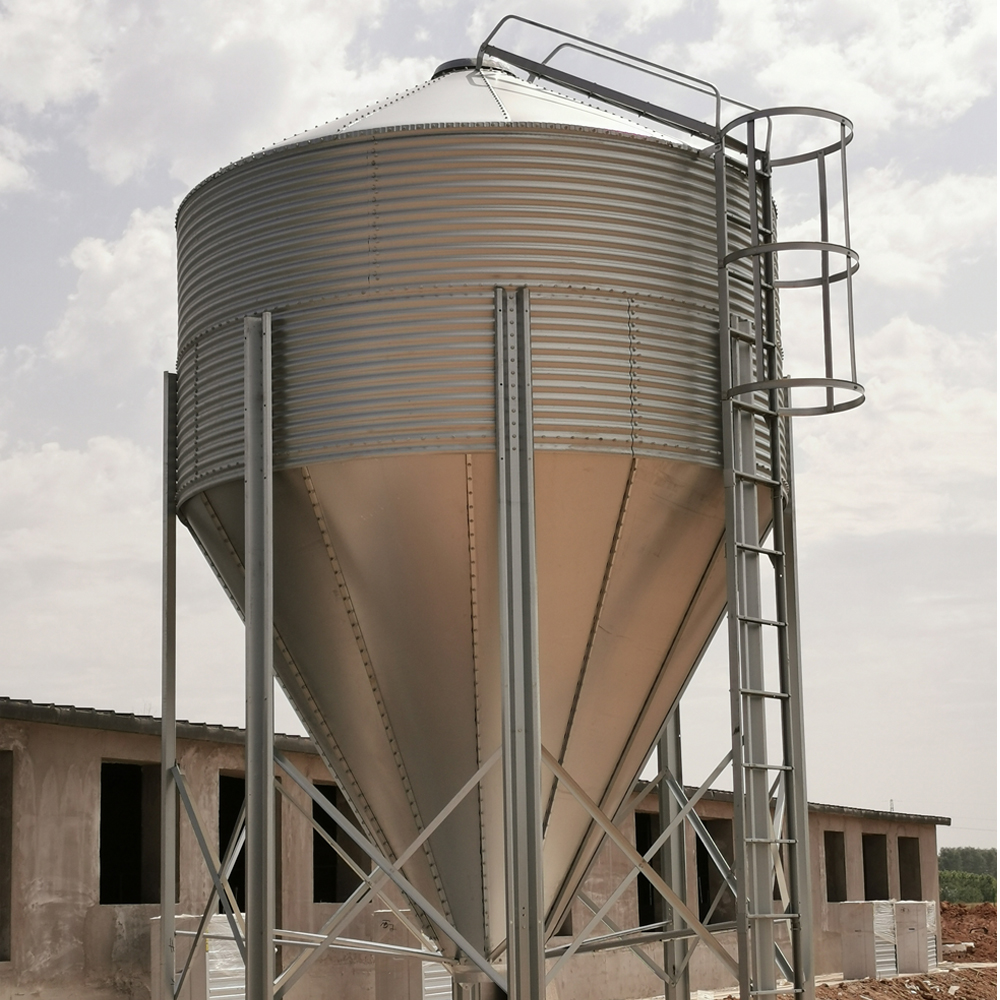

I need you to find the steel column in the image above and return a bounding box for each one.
[658,710,690,1000]
[244,313,275,1000]
[776,420,814,1000]
[495,286,545,1000]
[160,372,177,999]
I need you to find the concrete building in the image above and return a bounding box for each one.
[0,698,949,999]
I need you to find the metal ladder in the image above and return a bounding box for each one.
[716,124,814,1000]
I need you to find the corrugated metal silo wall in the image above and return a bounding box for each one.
[175,124,766,504]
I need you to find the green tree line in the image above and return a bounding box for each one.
[938,847,997,903]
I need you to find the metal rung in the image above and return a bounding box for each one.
[743,763,792,771]
[732,399,779,417]
[731,470,780,488]
[745,837,797,845]
[740,688,789,700]
[747,912,799,920]
[751,988,803,996]
[737,614,786,628]
[736,541,784,557]
[728,327,777,349]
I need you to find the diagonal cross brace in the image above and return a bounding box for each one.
[539,750,733,983]
[274,747,500,997]
[172,765,246,962]
[174,799,247,998]
[578,891,674,985]
[274,750,505,991]
[541,748,739,980]
[274,778,426,947]
[663,769,795,983]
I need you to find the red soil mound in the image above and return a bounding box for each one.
[817,967,996,1000]
[941,902,997,964]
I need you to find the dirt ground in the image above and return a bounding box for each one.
[815,966,997,1000]
[941,903,998,964]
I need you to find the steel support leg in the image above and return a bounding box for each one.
[244,313,275,1000]
[659,710,690,1000]
[160,372,178,1000]
[777,421,814,1000]
[495,286,545,1000]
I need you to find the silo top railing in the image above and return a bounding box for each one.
[478,15,865,418]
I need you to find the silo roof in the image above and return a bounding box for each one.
[273,61,671,147]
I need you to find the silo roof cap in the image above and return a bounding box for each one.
[271,61,671,149]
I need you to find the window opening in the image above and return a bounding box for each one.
[696,818,736,923]
[0,750,12,960]
[898,836,922,899]
[100,762,160,904]
[218,775,246,912]
[634,811,663,927]
[824,830,847,902]
[862,833,889,900]
[313,783,371,903]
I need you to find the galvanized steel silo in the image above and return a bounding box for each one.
[174,60,762,960]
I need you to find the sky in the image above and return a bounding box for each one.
[0,0,995,850]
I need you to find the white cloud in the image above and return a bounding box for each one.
[793,314,996,541]
[0,436,158,564]
[686,0,996,133]
[0,0,119,112]
[0,0,441,186]
[849,167,997,291]
[0,434,301,728]
[777,166,997,292]
[45,205,177,372]
[0,124,38,193]
[466,0,685,53]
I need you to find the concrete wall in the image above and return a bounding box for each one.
[0,715,423,1000]
[0,710,944,1000]
[810,810,940,974]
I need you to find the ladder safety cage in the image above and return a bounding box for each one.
[718,107,864,416]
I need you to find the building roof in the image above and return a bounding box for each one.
[0,697,952,826]
[0,696,319,755]
[673,784,951,827]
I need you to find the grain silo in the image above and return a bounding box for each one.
[159,17,862,1000]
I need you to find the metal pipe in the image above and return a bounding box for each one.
[244,313,275,1000]
[495,286,545,1000]
[160,372,177,1000]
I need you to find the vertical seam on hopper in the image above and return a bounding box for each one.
[300,466,454,923]
[465,452,490,946]
[196,491,378,839]
[542,456,637,834]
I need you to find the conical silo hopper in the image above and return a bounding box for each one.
[174,59,762,960]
